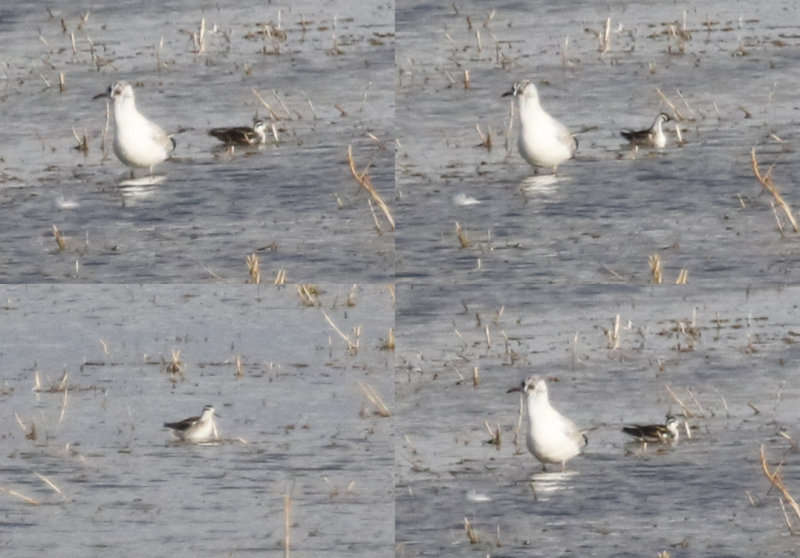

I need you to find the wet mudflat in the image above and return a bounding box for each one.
[396,283,800,557]
[0,0,394,282]
[0,284,394,557]
[396,0,800,283]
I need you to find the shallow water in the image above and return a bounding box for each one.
[0,0,394,282]
[396,283,800,557]
[0,284,394,557]
[396,0,800,283]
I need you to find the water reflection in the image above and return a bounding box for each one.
[518,174,565,196]
[526,469,580,501]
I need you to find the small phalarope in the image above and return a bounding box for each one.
[621,113,671,148]
[509,376,587,471]
[503,80,577,174]
[209,120,268,146]
[94,81,175,173]
[622,415,680,444]
[164,404,220,443]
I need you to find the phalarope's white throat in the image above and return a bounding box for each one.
[94,81,175,173]
[209,120,268,146]
[622,415,679,444]
[164,404,220,443]
[621,113,671,148]
[503,80,577,174]
[509,376,587,471]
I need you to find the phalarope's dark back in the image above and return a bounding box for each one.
[622,415,679,444]
[621,113,671,148]
[164,404,220,443]
[209,120,268,146]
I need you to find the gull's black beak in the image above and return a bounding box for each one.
[507,385,523,393]
[501,88,514,98]
[93,87,110,100]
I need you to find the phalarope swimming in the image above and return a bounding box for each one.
[164,404,220,443]
[509,376,587,471]
[503,80,577,174]
[209,120,268,146]
[94,81,175,172]
[621,113,671,148]
[622,415,679,444]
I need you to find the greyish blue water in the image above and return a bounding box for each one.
[396,1,800,283]
[0,0,394,282]
[396,283,800,557]
[0,284,394,557]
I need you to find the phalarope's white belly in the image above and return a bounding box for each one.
[622,415,680,444]
[621,113,671,148]
[164,404,220,443]
[209,120,268,146]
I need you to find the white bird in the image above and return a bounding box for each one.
[509,376,586,471]
[622,415,680,444]
[503,80,577,174]
[209,120,268,146]
[94,81,175,172]
[621,113,671,148]
[164,404,220,443]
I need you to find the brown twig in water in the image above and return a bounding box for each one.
[655,88,683,120]
[53,225,66,251]
[649,253,663,284]
[250,88,281,121]
[464,517,479,544]
[484,420,501,447]
[0,485,40,505]
[34,472,65,501]
[358,380,391,417]
[475,123,492,149]
[284,488,292,558]
[665,384,695,418]
[321,310,358,354]
[455,222,470,248]
[346,145,394,231]
[751,147,798,232]
[760,444,800,533]
[246,253,261,284]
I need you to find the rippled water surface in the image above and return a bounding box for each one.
[0,284,394,557]
[396,0,800,283]
[396,283,800,557]
[0,0,394,282]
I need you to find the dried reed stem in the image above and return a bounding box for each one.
[599,17,611,53]
[760,444,800,532]
[321,311,358,353]
[284,489,292,558]
[0,486,40,505]
[346,145,394,231]
[464,517,479,544]
[246,253,261,284]
[34,472,65,500]
[751,147,798,232]
[53,225,66,251]
[250,88,281,121]
[649,253,662,284]
[357,380,391,417]
[655,88,683,120]
[664,384,695,418]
